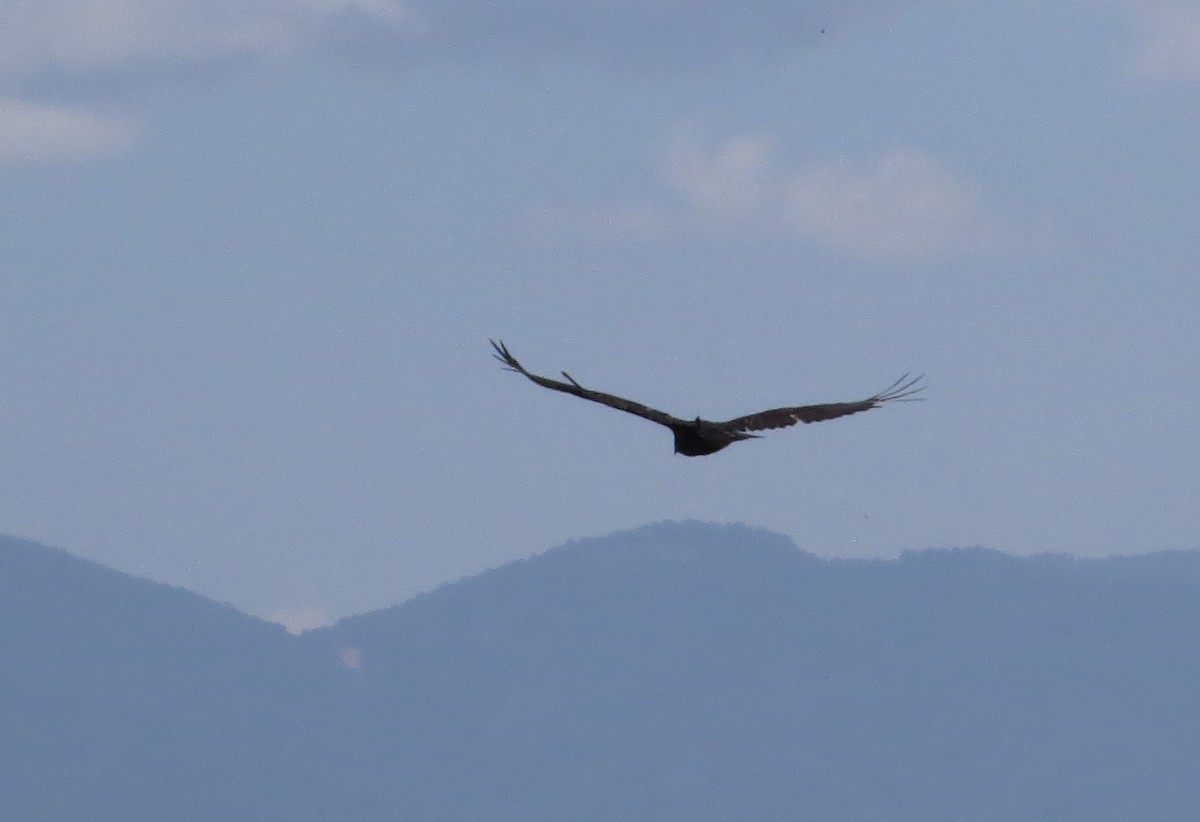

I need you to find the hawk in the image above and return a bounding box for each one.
[491,340,923,456]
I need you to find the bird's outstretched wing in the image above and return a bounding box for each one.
[491,340,684,429]
[719,374,925,434]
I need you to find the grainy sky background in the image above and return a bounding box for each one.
[3,0,1198,628]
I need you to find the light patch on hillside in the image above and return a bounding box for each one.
[268,605,331,634]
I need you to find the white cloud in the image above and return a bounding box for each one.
[0,96,139,162]
[0,1,911,81]
[0,1,414,160]
[1121,1,1200,81]
[533,136,1016,262]
[267,604,331,634]
[785,151,1009,261]
[0,0,414,79]
[664,135,773,218]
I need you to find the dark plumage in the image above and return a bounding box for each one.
[491,340,924,456]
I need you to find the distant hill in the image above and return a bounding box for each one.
[4,524,1200,821]
[0,534,346,822]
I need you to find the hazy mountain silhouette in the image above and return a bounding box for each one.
[0,535,348,821]
[4,524,1200,821]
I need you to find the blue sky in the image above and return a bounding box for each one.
[3,0,1198,628]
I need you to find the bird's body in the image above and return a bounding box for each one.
[491,340,923,456]
[668,418,759,456]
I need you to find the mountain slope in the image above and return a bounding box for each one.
[5,523,1200,821]
[0,534,345,822]
[309,522,1200,821]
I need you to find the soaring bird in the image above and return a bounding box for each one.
[491,340,924,456]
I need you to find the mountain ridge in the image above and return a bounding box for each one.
[4,524,1200,821]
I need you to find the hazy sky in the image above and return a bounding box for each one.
[3,0,1198,627]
